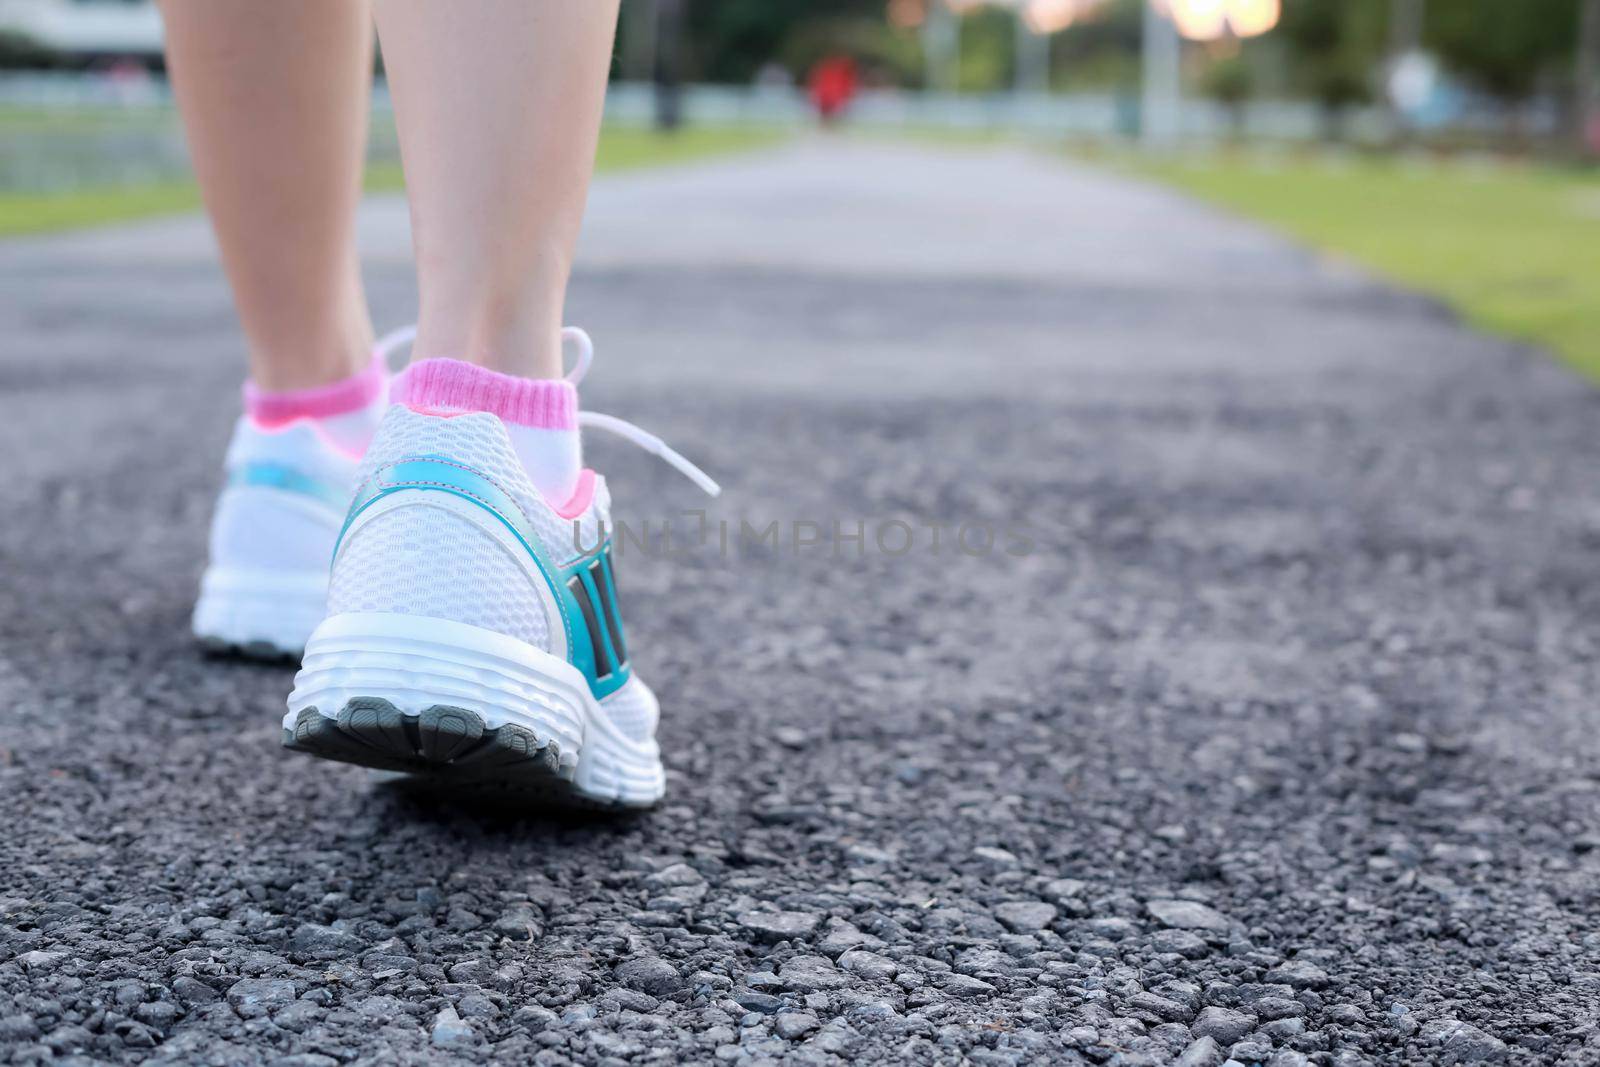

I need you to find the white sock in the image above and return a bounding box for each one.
[505,423,582,505]
[313,386,389,455]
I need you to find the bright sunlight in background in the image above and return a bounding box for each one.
[930,0,1279,39]
[1152,0,1281,41]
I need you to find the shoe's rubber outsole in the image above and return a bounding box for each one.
[283,613,665,809]
[281,698,608,803]
[198,635,302,662]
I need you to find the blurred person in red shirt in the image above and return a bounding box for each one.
[808,55,859,124]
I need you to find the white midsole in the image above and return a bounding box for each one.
[193,566,328,652]
[285,612,664,803]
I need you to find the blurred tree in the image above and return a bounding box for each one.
[1424,0,1579,104]
[1202,53,1254,137]
[1275,0,1386,140]
[781,14,924,87]
[1580,0,1600,155]
[656,0,686,129]
[675,0,890,84]
[954,7,1014,91]
[1383,0,1425,143]
[0,30,62,70]
[1051,0,1144,91]
[613,0,1157,97]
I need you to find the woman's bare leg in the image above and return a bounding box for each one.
[374,0,620,379]
[161,0,375,390]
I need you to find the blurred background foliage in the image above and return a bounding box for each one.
[2,0,1591,122]
[609,0,1590,108]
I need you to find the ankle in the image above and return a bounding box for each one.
[414,283,567,379]
[245,313,376,392]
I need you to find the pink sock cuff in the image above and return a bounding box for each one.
[393,358,577,430]
[243,353,387,427]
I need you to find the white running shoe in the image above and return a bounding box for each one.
[193,334,403,658]
[282,328,718,809]
[192,417,361,658]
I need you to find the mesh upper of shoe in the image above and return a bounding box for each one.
[327,505,552,647]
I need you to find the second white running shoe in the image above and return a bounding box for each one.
[193,337,401,658]
[192,414,362,658]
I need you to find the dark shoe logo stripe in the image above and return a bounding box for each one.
[567,573,612,679]
[591,547,628,667]
[567,545,628,681]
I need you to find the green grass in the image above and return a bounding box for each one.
[0,180,200,237]
[0,124,785,239]
[1128,152,1600,378]
[0,104,174,133]
[591,125,786,172]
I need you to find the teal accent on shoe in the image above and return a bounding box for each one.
[336,455,629,700]
[228,461,347,511]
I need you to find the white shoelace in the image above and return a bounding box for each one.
[375,324,720,497]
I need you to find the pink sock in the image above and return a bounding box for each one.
[243,355,389,454]
[393,358,581,503]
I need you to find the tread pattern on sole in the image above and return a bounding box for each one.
[198,636,301,663]
[282,698,606,800]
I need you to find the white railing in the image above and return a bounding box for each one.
[0,73,1568,192]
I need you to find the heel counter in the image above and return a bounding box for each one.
[326,498,555,651]
[333,441,627,701]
